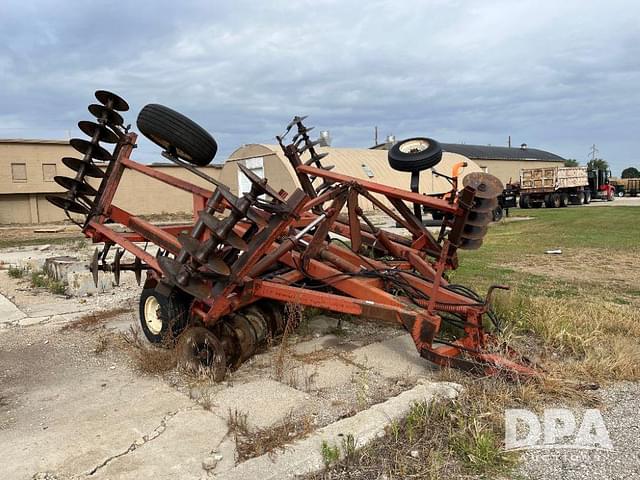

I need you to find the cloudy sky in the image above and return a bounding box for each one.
[1,0,638,173]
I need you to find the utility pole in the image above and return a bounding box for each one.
[508,135,511,148]
[374,126,378,146]
[589,144,599,161]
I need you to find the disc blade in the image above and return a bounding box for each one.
[199,212,249,251]
[465,210,492,227]
[78,121,119,144]
[205,257,231,276]
[178,234,203,259]
[459,238,484,250]
[471,196,498,213]
[238,163,285,202]
[462,172,504,199]
[158,256,213,299]
[54,176,98,197]
[70,138,113,161]
[88,104,124,126]
[461,224,488,240]
[62,157,105,178]
[45,194,90,214]
[94,90,130,112]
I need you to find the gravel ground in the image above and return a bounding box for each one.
[517,381,640,480]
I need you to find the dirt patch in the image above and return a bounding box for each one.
[504,247,640,294]
[60,307,132,331]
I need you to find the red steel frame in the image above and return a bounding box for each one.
[83,132,536,378]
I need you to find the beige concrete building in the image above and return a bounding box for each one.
[221,144,482,212]
[0,139,222,224]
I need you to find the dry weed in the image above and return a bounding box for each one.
[61,307,131,332]
[121,326,176,375]
[227,409,314,462]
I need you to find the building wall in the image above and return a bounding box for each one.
[474,159,565,185]
[222,144,482,212]
[0,140,222,224]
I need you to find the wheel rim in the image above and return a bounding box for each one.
[399,139,430,154]
[144,296,163,335]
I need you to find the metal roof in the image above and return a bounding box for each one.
[440,143,565,162]
[0,138,70,145]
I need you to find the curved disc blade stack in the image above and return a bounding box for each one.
[458,172,504,250]
[46,90,129,220]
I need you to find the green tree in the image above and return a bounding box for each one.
[621,167,640,178]
[587,158,609,172]
[564,158,579,167]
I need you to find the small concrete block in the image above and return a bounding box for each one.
[210,379,308,429]
[350,334,436,379]
[44,256,83,282]
[66,271,113,296]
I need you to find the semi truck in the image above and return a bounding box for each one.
[517,166,615,208]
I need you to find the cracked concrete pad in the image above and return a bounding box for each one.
[0,327,209,480]
[0,293,26,324]
[350,333,436,379]
[91,408,229,480]
[219,381,462,479]
[293,358,361,390]
[210,379,308,429]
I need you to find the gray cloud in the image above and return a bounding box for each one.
[1,0,638,172]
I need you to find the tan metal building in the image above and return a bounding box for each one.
[440,144,565,185]
[0,139,222,224]
[220,144,482,212]
[372,141,566,186]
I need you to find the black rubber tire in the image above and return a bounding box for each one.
[518,195,530,209]
[388,137,442,172]
[584,190,592,204]
[560,193,569,207]
[531,201,543,208]
[176,327,227,381]
[492,206,504,222]
[139,288,190,345]
[137,104,218,166]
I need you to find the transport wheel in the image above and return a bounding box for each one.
[560,193,569,207]
[177,327,226,381]
[577,191,585,204]
[138,288,190,345]
[492,206,504,222]
[584,190,592,204]
[518,195,530,209]
[137,104,218,166]
[618,191,624,197]
[544,195,553,208]
[388,137,442,172]
[531,201,543,208]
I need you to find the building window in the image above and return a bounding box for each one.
[43,164,57,182]
[11,163,27,182]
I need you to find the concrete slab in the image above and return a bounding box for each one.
[350,333,436,379]
[293,358,361,390]
[210,379,308,429]
[0,325,228,480]
[219,380,462,480]
[90,408,229,480]
[0,293,26,324]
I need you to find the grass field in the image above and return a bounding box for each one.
[314,206,640,479]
